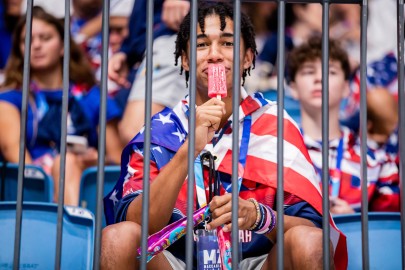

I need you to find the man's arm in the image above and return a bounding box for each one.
[125,98,226,234]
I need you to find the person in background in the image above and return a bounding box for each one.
[0,0,22,82]
[0,6,123,206]
[102,0,135,111]
[108,0,189,145]
[101,2,347,269]
[71,0,103,71]
[287,36,399,214]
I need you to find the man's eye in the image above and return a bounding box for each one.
[197,42,207,48]
[223,42,233,46]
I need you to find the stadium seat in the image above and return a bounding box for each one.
[333,212,402,270]
[0,163,53,202]
[79,165,120,226]
[0,202,94,269]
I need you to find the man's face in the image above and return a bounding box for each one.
[290,59,349,112]
[181,14,253,100]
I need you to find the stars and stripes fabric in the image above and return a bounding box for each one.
[304,127,400,212]
[104,89,348,269]
[341,52,398,124]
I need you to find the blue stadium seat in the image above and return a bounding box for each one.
[333,212,402,270]
[0,202,94,269]
[79,165,120,226]
[0,163,53,202]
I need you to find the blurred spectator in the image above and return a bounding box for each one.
[71,0,103,71]
[288,36,399,214]
[21,0,69,19]
[109,0,189,144]
[242,2,276,54]
[0,0,23,82]
[0,7,123,206]
[94,0,135,110]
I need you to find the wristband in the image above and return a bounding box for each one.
[248,198,261,231]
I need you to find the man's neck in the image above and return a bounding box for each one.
[300,108,342,141]
[31,67,63,90]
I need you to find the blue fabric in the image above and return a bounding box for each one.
[259,34,294,68]
[119,0,176,67]
[0,1,11,69]
[0,85,122,160]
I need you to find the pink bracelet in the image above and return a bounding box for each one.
[255,204,277,235]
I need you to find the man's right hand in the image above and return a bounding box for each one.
[108,52,130,88]
[194,98,226,155]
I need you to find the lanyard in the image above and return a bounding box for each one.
[330,137,344,198]
[194,115,252,207]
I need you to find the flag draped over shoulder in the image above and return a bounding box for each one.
[104,90,347,270]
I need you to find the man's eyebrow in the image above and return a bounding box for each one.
[220,32,233,38]
[196,32,234,39]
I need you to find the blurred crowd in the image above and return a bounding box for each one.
[0,0,400,215]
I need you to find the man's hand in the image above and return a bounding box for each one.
[108,52,130,88]
[206,194,257,232]
[194,98,226,155]
[161,0,190,31]
[330,197,355,214]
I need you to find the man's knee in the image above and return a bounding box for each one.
[285,226,328,269]
[101,222,142,270]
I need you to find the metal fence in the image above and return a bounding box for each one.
[7,0,405,270]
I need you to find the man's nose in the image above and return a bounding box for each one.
[207,43,223,63]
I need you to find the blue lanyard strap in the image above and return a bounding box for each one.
[331,137,344,197]
[194,115,252,207]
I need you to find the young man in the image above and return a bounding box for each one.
[101,3,347,270]
[288,36,399,214]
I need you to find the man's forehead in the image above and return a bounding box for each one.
[197,14,233,33]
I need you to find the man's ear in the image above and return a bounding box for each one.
[243,48,254,70]
[181,52,190,72]
[289,81,299,100]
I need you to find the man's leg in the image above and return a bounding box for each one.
[101,221,174,270]
[261,225,334,270]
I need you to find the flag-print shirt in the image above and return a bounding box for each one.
[105,89,348,269]
[304,127,400,212]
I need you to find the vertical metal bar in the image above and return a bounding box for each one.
[93,0,110,269]
[139,0,154,269]
[54,0,71,268]
[185,0,197,269]
[13,1,33,269]
[359,1,370,269]
[231,1,242,269]
[276,1,285,269]
[321,1,331,268]
[396,0,405,268]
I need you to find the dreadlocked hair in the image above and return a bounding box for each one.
[174,1,257,87]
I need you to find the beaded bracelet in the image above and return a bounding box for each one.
[248,198,262,231]
[255,205,277,235]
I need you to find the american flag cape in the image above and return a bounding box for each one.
[104,90,347,269]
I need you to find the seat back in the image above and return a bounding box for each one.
[0,163,53,202]
[0,202,94,269]
[79,165,120,226]
[333,212,402,270]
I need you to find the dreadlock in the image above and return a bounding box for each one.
[174,2,257,87]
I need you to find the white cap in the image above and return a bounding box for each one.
[21,0,72,19]
[110,0,135,17]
